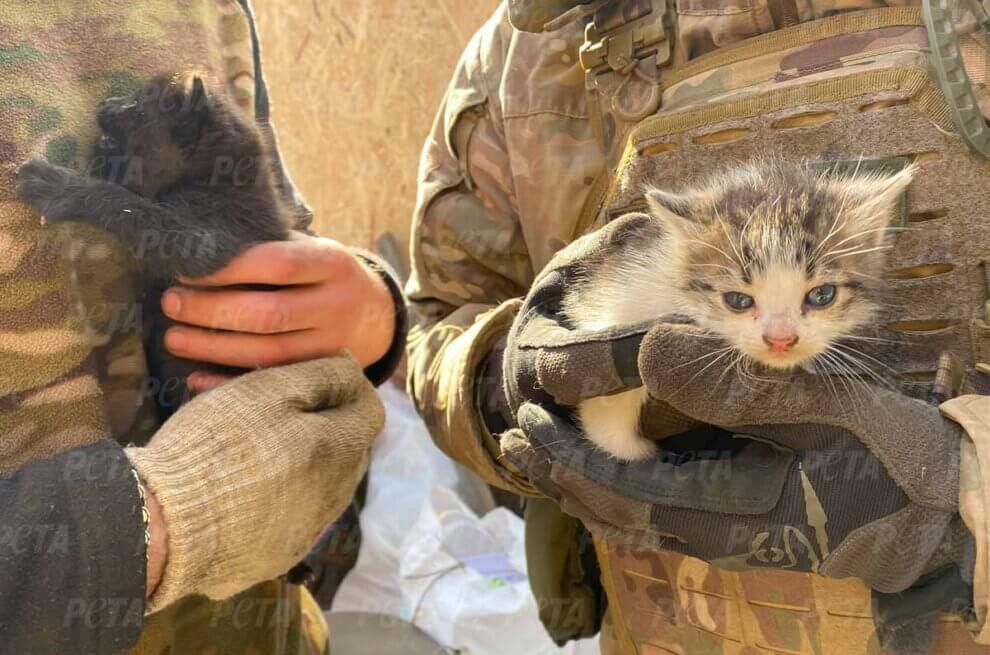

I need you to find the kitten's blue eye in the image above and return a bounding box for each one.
[723,291,754,312]
[806,284,837,308]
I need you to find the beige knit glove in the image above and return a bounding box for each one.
[125,355,384,612]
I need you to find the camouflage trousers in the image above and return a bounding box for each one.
[130,580,329,655]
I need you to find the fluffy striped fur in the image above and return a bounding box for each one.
[563,159,914,460]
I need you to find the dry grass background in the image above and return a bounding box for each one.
[253,1,501,258]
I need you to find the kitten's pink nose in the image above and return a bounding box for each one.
[763,334,799,352]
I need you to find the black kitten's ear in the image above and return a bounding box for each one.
[189,76,209,112]
[173,75,214,146]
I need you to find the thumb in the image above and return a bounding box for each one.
[535,326,647,406]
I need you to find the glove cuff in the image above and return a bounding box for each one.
[127,415,350,613]
[428,299,538,495]
[125,443,218,612]
[125,434,283,613]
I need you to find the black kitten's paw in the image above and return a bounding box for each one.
[15,159,84,220]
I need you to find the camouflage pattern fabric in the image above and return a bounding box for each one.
[405,1,990,653]
[597,545,987,655]
[0,1,327,652]
[507,0,594,32]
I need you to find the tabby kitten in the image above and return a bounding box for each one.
[562,160,914,460]
[16,72,295,419]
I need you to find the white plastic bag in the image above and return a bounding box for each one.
[332,384,598,655]
[332,383,490,617]
[400,486,576,655]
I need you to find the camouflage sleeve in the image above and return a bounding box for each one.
[0,440,146,655]
[406,7,537,495]
[353,249,409,386]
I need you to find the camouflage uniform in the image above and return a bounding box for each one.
[407,0,990,653]
[0,1,327,652]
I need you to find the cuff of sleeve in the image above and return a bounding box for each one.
[441,298,540,496]
[2,441,146,654]
[476,334,512,436]
[942,394,990,643]
[353,249,408,386]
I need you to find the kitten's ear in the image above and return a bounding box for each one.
[844,164,916,224]
[189,76,209,112]
[830,165,915,254]
[174,75,214,146]
[645,188,697,235]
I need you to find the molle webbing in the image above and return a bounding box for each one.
[574,5,989,237]
[596,543,988,655]
[590,15,990,394]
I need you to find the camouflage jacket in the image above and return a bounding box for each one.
[0,1,403,653]
[406,0,990,652]
[406,0,901,493]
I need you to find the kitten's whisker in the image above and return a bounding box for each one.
[819,245,892,265]
[820,351,869,420]
[730,357,753,390]
[843,270,885,283]
[816,352,854,416]
[712,206,747,269]
[822,347,877,388]
[740,208,758,243]
[714,352,746,390]
[734,355,768,389]
[815,353,847,413]
[819,226,892,253]
[820,246,893,265]
[742,359,779,384]
[820,241,894,261]
[824,347,899,422]
[689,263,738,274]
[668,348,736,399]
[830,342,900,379]
[683,239,740,268]
[841,334,903,346]
[810,207,851,261]
[827,348,897,421]
[668,346,735,371]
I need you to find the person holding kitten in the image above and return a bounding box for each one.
[407,1,990,654]
[0,1,404,654]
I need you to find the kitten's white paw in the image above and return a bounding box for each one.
[599,433,658,461]
[578,388,656,462]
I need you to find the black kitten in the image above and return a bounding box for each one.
[16,73,295,420]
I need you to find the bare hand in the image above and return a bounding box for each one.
[145,483,168,598]
[160,235,395,393]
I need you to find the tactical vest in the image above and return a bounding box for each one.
[575,0,990,652]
